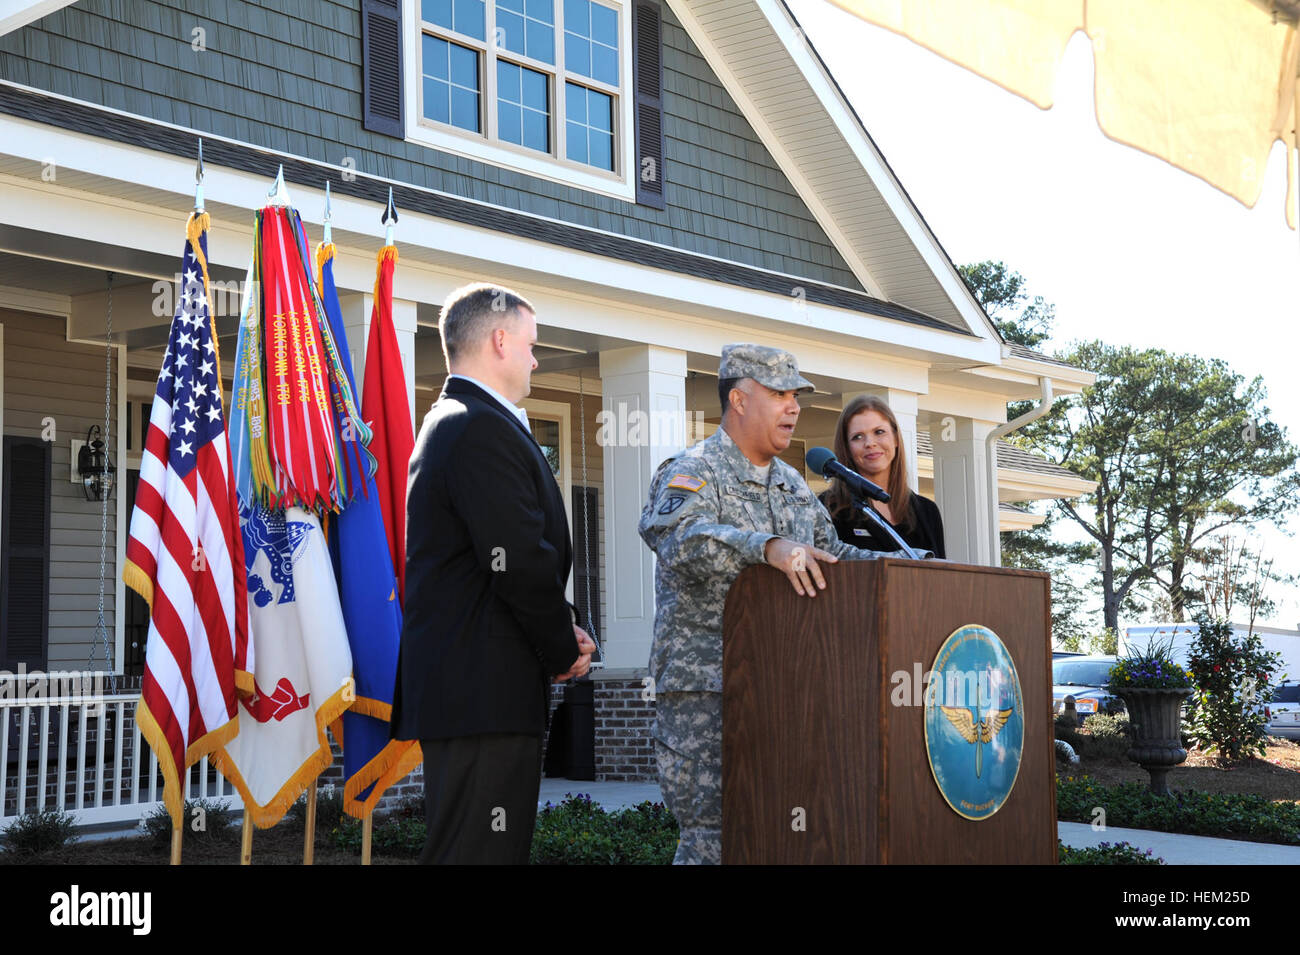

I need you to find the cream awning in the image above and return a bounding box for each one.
[831,0,1300,226]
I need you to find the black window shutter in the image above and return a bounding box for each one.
[633,0,665,209]
[1,437,52,670]
[363,0,405,137]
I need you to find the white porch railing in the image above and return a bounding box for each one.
[1,691,243,832]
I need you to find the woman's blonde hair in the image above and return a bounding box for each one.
[824,394,913,530]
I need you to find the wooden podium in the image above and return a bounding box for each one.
[721,558,1056,864]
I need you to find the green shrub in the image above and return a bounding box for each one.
[1079,713,1133,759]
[142,798,237,847]
[287,784,345,831]
[326,792,680,863]
[332,815,427,857]
[1057,776,1300,845]
[1058,840,1162,865]
[0,807,78,855]
[530,794,678,865]
[1185,616,1283,760]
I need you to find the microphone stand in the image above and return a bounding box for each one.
[849,496,933,560]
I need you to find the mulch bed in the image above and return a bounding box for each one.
[0,819,415,866]
[1066,736,1300,802]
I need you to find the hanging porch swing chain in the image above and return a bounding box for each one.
[90,272,116,691]
[577,369,600,655]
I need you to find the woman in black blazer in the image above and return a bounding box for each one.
[818,394,946,558]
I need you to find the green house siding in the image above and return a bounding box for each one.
[0,0,862,289]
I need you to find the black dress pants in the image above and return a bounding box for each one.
[418,733,543,865]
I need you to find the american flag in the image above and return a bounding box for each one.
[123,215,251,829]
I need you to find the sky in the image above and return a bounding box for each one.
[788,0,1300,631]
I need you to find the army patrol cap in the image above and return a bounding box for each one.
[718,343,815,393]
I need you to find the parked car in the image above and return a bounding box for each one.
[1265,681,1300,740]
[1052,650,1085,660]
[1052,655,1126,725]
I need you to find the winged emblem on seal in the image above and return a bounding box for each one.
[940,705,1015,779]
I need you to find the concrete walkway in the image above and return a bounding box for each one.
[543,777,1300,863]
[538,778,662,811]
[1057,821,1300,865]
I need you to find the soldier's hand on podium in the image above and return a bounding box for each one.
[764,538,838,597]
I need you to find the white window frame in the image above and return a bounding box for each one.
[522,396,574,602]
[402,0,637,202]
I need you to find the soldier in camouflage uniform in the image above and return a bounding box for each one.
[638,343,879,864]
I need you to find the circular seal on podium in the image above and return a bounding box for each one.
[923,624,1025,821]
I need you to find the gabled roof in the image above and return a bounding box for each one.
[0,82,973,338]
[1004,342,1085,370]
[0,1,76,36]
[667,0,1000,342]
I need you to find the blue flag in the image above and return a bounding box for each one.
[315,242,421,817]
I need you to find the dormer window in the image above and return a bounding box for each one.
[403,0,634,197]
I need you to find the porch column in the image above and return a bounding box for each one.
[336,293,418,428]
[927,415,998,566]
[848,387,919,493]
[598,345,687,671]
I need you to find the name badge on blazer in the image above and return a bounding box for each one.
[853,527,871,537]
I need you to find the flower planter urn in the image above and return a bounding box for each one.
[1114,687,1193,795]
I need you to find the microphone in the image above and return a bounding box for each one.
[806,446,890,503]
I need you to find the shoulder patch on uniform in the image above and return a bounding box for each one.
[658,494,688,515]
[667,473,706,493]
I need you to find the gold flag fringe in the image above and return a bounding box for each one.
[210,677,357,829]
[136,696,240,833]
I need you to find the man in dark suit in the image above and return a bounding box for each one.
[392,282,594,865]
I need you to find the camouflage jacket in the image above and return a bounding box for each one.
[638,426,876,693]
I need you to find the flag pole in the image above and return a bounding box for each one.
[303,781,317,865]
[171,823,183,865]
[240,812,253,864]
[365,183,397,873]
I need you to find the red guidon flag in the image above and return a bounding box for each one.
[122,212,252,829]
[360,245,414,604]
[259,206,338,512]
